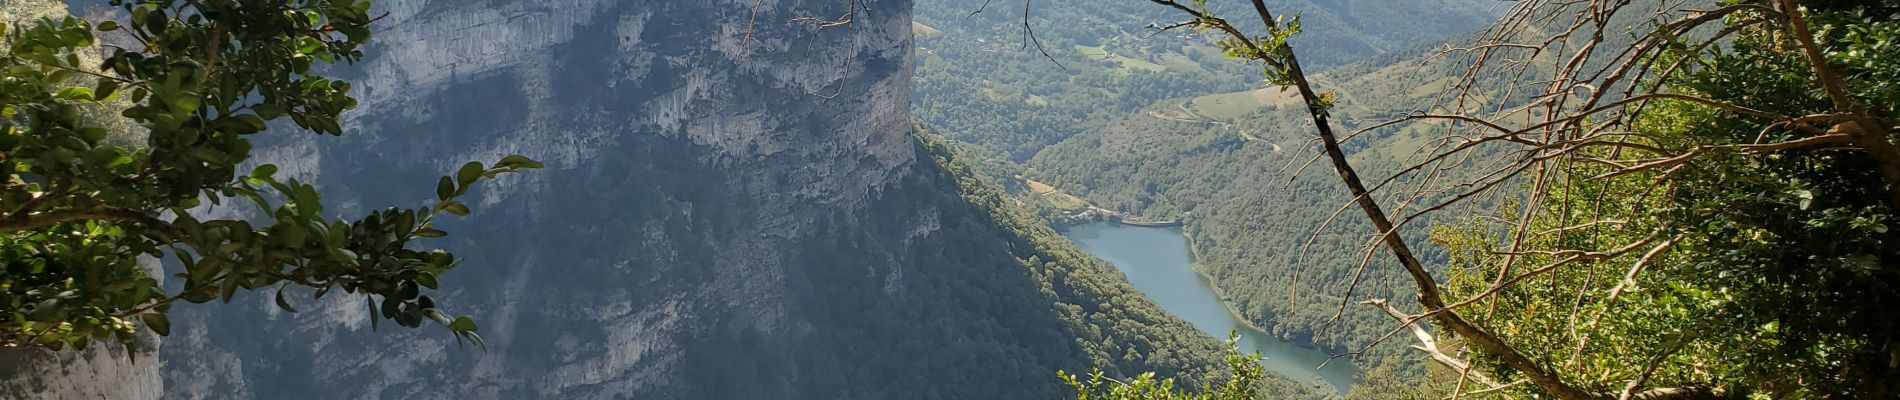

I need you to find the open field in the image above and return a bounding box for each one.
[1188,87,1301,120]
[1027,179,1059,194]
[1075,45,1169,73]
[1025,179,1091,210]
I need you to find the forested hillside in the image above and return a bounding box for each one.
[916,128,1326,400]
[1053,0,1900,398]
[1027,45,1479,377]
[912,0,1508,383]
[912,0,1498,162]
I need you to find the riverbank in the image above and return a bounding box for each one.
[1180,231,1288,342]
[1067,220,1312,346]
[1020,177,1183,228]
[1178,228,1360,375]
[1048,205,1184,228]
[1117,216,1184,227]
[1063,219,1326,354]
[1023,179,1352,385]
[1062,221,1358,395]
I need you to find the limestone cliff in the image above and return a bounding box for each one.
[161,0,912,396]
[134,0,1248,399]
[0,0,1295,398]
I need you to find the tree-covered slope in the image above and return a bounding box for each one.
[917,128,1329,399]
[1023,42,1489,380]
[911,0,1500,162]
[1011,0,1686,382]
[907,0,1509,383]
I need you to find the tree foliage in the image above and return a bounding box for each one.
[1097,0,1898,398]
[1061,335,1270,400]
[920,0,1503,384]
[911,0,1494,163]
[0,0,539,351]
[1438,0,1900,397]
[917,127,1328,399]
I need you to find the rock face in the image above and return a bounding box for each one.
[140,1,1201,399]
[0,336,163,400]
[0,1,1257,398]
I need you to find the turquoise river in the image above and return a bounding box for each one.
[1062,221,1359,394]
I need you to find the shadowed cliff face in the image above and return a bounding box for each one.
[1,1,1263,398]
[146,1,1100,399]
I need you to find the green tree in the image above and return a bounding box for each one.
[1435,0,1900,397]
[1062,336,1268,400]
[0,0,539,351]
[1111,0,1897,397]
[1127,1,1622,397]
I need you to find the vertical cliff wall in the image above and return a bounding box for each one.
[161,0,911,397]
[0,0,1284,398]
[141,1,1236,399]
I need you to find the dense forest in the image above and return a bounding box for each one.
[1026,46,1484,384]
[913,0,1509,385]
[924,0,1900,398]
[1053,0,1900,398]
[911,0,1496,162]
[914,127,1328,400]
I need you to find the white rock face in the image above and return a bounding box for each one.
[153,0,931,399]
[7,1,1235,397]
[0,257,164,400]
[0,336,165,400]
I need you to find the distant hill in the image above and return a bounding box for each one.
[911,0,1502,162]
[1026,42,1483,376]
[912,0,1517,382]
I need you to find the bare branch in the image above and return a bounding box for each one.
[1361,299,1498,387]
[1017,0,1067,71]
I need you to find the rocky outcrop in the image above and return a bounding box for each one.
[143,0,1224,399]
[0,336,162,400]
[155,0,923,397]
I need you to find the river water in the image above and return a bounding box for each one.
[1062,221,1358,394]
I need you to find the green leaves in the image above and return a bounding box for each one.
[274,287,299,313]
[0,2,539,351]
[1793,189,1815,211]
[1419,4,1900,396]
[54,86,95,101]
[94,79,121,100]
[457,161,485,187]
[449,316,477,332]
[138,313,169,337]
[437,176,455,201]
[447,315,485,350]
[431,155,542,216]
[1064,332,1267,400]
[250,164,278,180]
[497,155,544,169]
